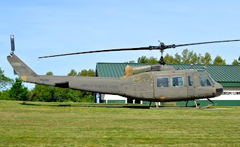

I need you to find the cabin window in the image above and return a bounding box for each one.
[157,77,169,87]
[188,76,193,86]
[172,77,184,87]
[199,74,211,87]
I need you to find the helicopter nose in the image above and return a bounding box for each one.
[215,82,223,96]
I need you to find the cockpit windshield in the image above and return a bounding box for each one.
[207,72,215,85]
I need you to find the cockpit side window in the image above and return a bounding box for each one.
[188,76,193,86]
[172,77,184,87]
[199,74,211,87]
[207,73,215,85]
[157,77,169,87]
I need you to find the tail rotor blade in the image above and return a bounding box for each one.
[10,35,15,53]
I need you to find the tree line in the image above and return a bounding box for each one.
[0,50,239,102]
[0,68,95,102]
[131,49,240,65]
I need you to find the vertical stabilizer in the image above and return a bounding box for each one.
[7,35,38,77]
[7,54,38,77]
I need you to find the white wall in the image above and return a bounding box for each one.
[210,90,240,100]
[101,89,240,102]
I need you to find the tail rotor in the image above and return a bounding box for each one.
[10,35,15,55]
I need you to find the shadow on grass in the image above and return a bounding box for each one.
[20,102,206,109]
[20,102,151,109]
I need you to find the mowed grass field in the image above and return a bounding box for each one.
[0,101,240,147]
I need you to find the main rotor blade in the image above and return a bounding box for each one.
[39,39,240,59]
[39,46,155,59]
[174,39,240,48]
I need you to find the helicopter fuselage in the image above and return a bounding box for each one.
[8,54,223,102]
[120,69,223,102]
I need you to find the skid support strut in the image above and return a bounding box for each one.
[194,100,198,108]
[207,98,215,106]
[149,101,152,108]
[185,101,189,107]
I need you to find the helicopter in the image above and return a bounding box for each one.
[7,35,240,108]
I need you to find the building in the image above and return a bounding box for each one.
[96,63,240,106]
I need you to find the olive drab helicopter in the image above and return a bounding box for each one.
[7,35,240,108]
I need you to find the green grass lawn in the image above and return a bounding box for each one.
[0,100,240,147]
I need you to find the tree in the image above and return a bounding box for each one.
[124,60,136,63]
[137,56,149,63]
[148,57,158,64]
[213,56,226,65]
[232,59,239,65]
[190,53,201,64]
[0,90,10,100]
[164,54,174,64]
[0,68,12,90]
[77,69,95,102]
[77,69,95,77]
[181,49,191,64]
[46,71,53,76]
[9,78,28,101]
[232,56,240,65]
[30,69,96,102]
[174,53,182,64]
[30,72,54,101]
[31,84,54,101]
[68,69,77,76]
[201,52,212,65]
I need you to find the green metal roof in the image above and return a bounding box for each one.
[96,63,240,87]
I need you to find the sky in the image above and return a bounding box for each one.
[0,0,240,89]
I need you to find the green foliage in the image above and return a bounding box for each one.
[30,70,95,102]
[190,53,201,64]
[0,68,12,90]
[135,50,231,65]
[132,50,239,65]
[78,69,95,77]
[31,85,54,101]
[46,71,53,76]
[0,90,11,100]
[201,52,212,65]
[137,56,158,64]
[232,59,239,65]
[164,50,211,65]
[181,49,191,64]
[68,69,77,76]
[125,60,136,63]
[9,78,28,101]
[148,57,158,64]
[137,56,149,63]
[213,56,226,65]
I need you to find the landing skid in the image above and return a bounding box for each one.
[185,98,215,109]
